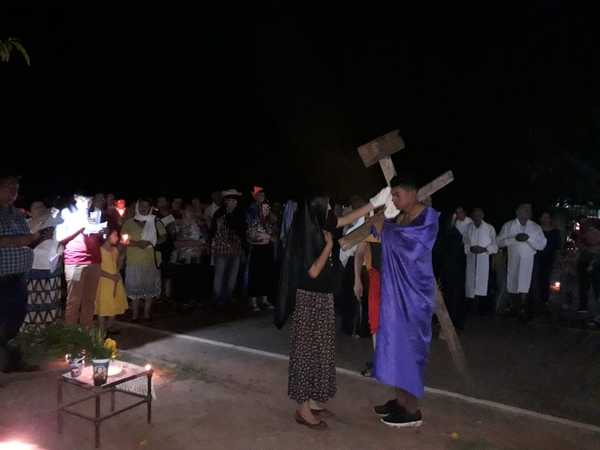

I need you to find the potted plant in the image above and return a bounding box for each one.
[16,324,119,384]
[88,329,119,386]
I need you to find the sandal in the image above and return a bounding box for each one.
[295,411,327,430]
[311,408,334,418]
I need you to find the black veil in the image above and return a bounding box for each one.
[274,195,330,329]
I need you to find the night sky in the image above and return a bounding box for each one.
[3,4,600,226]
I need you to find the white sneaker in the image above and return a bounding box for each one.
[250,299,260,312]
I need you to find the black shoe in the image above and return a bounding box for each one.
[361,361,374,377]
[373,399,400,417]
[380,409,423,428]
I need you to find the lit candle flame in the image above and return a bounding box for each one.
[145,364,152,371]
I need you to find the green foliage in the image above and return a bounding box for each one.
[0,38,31,66]
[16,324,115,362]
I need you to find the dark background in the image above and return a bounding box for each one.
[2,3,600,226]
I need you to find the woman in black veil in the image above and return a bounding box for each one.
[276,189,387,429]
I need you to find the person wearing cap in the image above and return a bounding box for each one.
[246,186,276,312]
[0,174,51,372]
[211,189,245,306]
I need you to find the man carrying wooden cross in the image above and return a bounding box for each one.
[339,130,459,428]
[367,174,440,428]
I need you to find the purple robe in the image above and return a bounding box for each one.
[374,207,440,399]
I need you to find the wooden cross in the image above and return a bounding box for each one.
[342,130,470,386]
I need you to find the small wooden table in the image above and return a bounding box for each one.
[57,361,153,448]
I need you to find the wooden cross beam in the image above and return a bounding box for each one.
[357,129,405,184]
[339,170,455,251]
[344,131,470,387]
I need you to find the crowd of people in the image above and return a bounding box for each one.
[0,175,300,371]
[434,203,600,331]
[433,203,556,329]
[2,171,600,430]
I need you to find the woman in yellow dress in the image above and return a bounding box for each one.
[96,229,128,334]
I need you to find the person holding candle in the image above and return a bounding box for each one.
[95,229,128,335]
[121,199,167,322]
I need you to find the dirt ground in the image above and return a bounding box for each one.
[122,303,600,426]
[0,325,597,450]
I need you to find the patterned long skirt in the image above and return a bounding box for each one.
[288,289,337,403]
[21,273,63,333]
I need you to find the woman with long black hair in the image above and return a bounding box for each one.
[277,191,385,429]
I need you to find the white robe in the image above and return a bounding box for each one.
[497,219,547,294]
[464,221,498,298]
[455,217,473,237]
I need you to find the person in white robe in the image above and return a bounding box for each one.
[453,206,473,237]
[464,208,498,314]
[497,204,547,320]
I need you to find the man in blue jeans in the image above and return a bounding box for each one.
[0,174,50,372]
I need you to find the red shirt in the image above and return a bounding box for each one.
[64,232,101,265]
